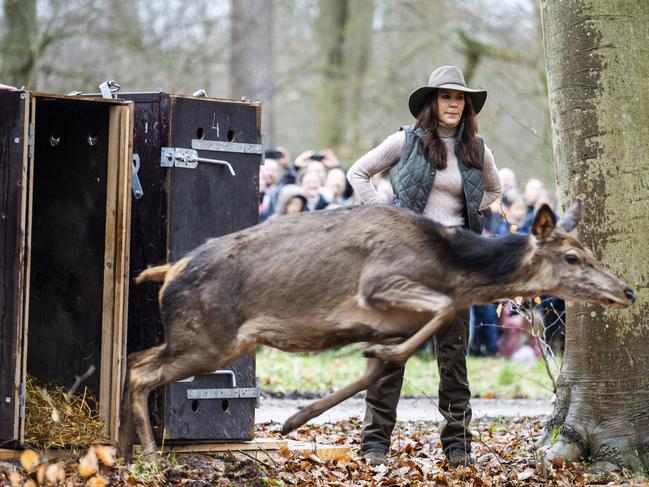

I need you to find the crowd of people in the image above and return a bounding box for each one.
[470,169,566,362]
[259,150,566,362]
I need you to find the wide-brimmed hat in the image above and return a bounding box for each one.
[408,65,487,118]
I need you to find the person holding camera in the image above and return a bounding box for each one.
[347,65,502,467]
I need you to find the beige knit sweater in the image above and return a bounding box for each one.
[347,126,502,227]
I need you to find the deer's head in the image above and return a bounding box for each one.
[530,201,636,308]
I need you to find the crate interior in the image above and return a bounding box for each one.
[26,98,110,407]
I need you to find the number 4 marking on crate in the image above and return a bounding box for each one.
[212,113,220,137]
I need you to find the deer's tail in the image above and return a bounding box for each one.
[135,264,172,284]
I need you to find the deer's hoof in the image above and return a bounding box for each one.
[139,443,160,461]
[281,416,298,435]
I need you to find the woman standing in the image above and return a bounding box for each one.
[347,65,502,467]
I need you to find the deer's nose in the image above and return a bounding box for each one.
[624,288,637,303]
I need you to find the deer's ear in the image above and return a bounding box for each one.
[557,200,583,232]
[532,204,557,240]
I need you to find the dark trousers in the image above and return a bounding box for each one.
[361,308,472,455]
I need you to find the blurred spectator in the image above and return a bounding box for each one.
[299,169,329,211]
[496,190,527,235]
[498,167,517,194]
[259,158,282,222]
[263,147,294,186]
[269,184,308,219]
[498,302,542,360]
[469,304,499,356]
[523,178,545,213]
[323,168,353,208]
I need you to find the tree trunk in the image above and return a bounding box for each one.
[230,0,275,143]
[540,0,649,471]
[343,0,374,153]
[0,0,38,88]
[315,0,374,152]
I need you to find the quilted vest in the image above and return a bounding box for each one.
[389,125,485,233]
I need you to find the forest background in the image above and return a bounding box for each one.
[0,0,552,189]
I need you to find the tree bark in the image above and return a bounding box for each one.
[315,0,374,152]
[0,0,38,88]
[540,0,649,471]
[230,0,275,143]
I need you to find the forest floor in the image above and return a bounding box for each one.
[2,417,648,486]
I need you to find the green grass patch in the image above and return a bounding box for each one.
[256,344,555,399]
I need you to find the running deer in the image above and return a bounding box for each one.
[119,201,636,457]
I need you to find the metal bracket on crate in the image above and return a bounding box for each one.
[99,80,121,99]
[132,153,144,199]
[182,370,261,408]
[160,147,236,175]
[191,139,263,155]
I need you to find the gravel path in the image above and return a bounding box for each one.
[256,397,553,425]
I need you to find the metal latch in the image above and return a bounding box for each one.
[184,370,261,408]
[99,80,120,99]
[161,147,236,175]
[132,153,144,199]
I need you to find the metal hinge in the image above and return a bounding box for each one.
[27,123,35,160]
[18,382,26,418]
[191,139,263,155]
[161,147,236,175]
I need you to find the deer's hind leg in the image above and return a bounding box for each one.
[120,343,232,458]
[281,357,387,434]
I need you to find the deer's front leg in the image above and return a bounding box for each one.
[358,275,455,363]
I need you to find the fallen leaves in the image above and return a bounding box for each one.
[0,419,646,485]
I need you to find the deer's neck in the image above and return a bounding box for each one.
[450,233,540,306]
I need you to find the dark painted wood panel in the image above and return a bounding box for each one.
[124,93,170,353]
[26,99,111,399]
[120,94,261,442]
[165,96,260,441]
[0,91,27,442]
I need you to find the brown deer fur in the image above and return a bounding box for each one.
[119,202,635,457]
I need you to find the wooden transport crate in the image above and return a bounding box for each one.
[119,92,262,443]
[0,91,133,445]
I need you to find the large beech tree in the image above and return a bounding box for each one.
[539,0,649,470]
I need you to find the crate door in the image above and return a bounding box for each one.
[164,96,261,441]
[0,91,31,443]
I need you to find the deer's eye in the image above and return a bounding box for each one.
[565,253,579,264]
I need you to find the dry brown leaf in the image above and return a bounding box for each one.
[8,471,23,487]
[78,447,99,478]
[36,463,46,485]
[93,444,116,467]
[20,449,40,473]
[87,475,107,487]
[551,456,565,469]
[45,462,66,485]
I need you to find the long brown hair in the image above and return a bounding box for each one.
[414,91,482,170]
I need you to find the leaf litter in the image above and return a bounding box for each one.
[1,417,648,486]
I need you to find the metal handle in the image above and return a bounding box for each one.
[177,152,236,176]
[161,147,236,175]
